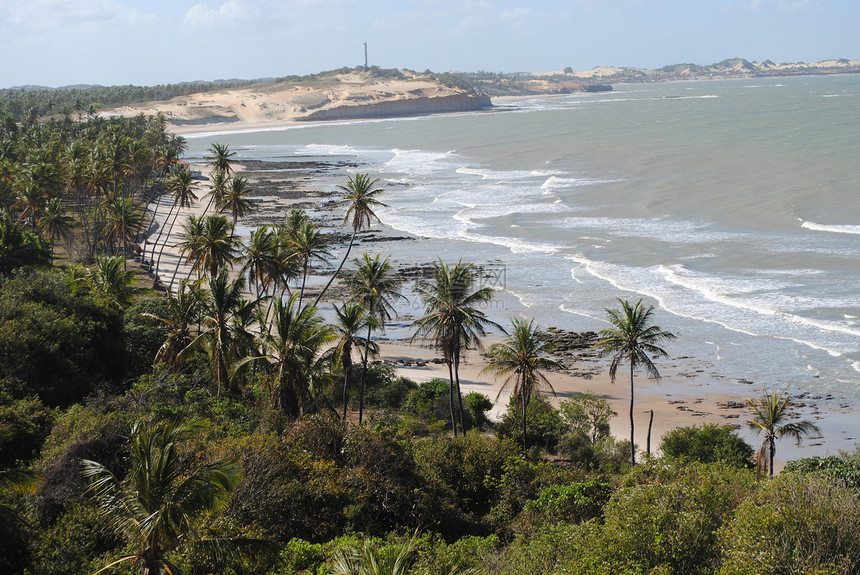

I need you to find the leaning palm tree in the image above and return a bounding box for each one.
[154,165,198,278]
[347,253,404,424]
[594,298,676,466]
[482,318,563,451]
[82,419,266,575]
[412,260,500,436]
[746,389,821,478]
[314,173,386,307]
[206,142,236,176]
[331,302,379,421]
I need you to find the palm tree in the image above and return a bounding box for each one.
[332,302,379,421]
[38,197,74,260]
[241,225,281,298]
[142,279,201,372]
[0,209,50,274]
[91,255,148,308]
[217,175,255,230]
[594,298,676,466]
[290,219,332,308]
[314,173,386,307]
[412,260,500,435]
[482,318,563,451]
[206,142,236,176]
[176,214,239,284]
[746,389,821,478]
[244,293,334,416]
[187,269,256,394]
[201,169,229,218]
[348,253,404,424]
[82,419,250,575]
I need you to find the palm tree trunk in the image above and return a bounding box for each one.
[629,361,636,466]
[358,320,372,425]
[454,347,467,433]
[447,359,458,437]
[342,355,352,422]
[298,261,309,309]
[522,387,529,452]
[769,436,776,478]
[313,230,355,308]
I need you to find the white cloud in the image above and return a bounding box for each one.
[729,0,821,12]
[183,0,258,29]
[1,0,154,31]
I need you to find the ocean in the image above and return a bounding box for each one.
[183,75,860,413]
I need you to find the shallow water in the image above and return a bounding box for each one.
[184,75,860,409]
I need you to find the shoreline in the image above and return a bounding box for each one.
[146,153,854,469]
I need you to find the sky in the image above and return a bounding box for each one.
[1,0,859,89]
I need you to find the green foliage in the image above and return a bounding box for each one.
[495,393,566,453]
[401,378,451,423]
[29,502,123,575]
[362,365,418,409]
[0,268,126,406]
[719,473,860,575]
[0,396,55,467]
[122,297,169,378]
[465,392,493,430]
[783,449,860,492]
[522,481,612,526]
[660,423,754,469]
[413,431,518,535]
[558,392,616,445]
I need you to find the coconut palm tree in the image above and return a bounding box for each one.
[482,318,563,451]
[91,255,148,309]
[314,173,386,307]
[332,302,379,421]
[241,225,281,298]
[746,389,821,478]
[206,142,236,176]
[0,209,50,274]
[217,175,255,230]
[38,197,74,260]
[412,260,500,435]
[244,293,334,416]
[201,169,229,218]
[82,419,256,575]
[595,298,676,466]
[176,214,239,284]
[347,253,404,424]
[142,279,201,372]
[187,269,256,394]
[290,219,331,308]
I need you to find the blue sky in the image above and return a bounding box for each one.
[1,0,858,88]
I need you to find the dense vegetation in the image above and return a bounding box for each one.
[0,102,853,575]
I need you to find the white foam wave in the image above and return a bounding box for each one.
[800,220,860,235]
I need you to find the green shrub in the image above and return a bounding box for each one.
[465,392,493,430]
[558,392,616,445]
[0,396,55,467]
[495,393,566,453]
[784,449,860,492]
[661,423,754,468]
[523,481,612,525]
[719,473,860,575]
[0,268,126,406]
[402,378,451,422]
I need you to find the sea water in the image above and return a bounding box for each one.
[184,75,860,407]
